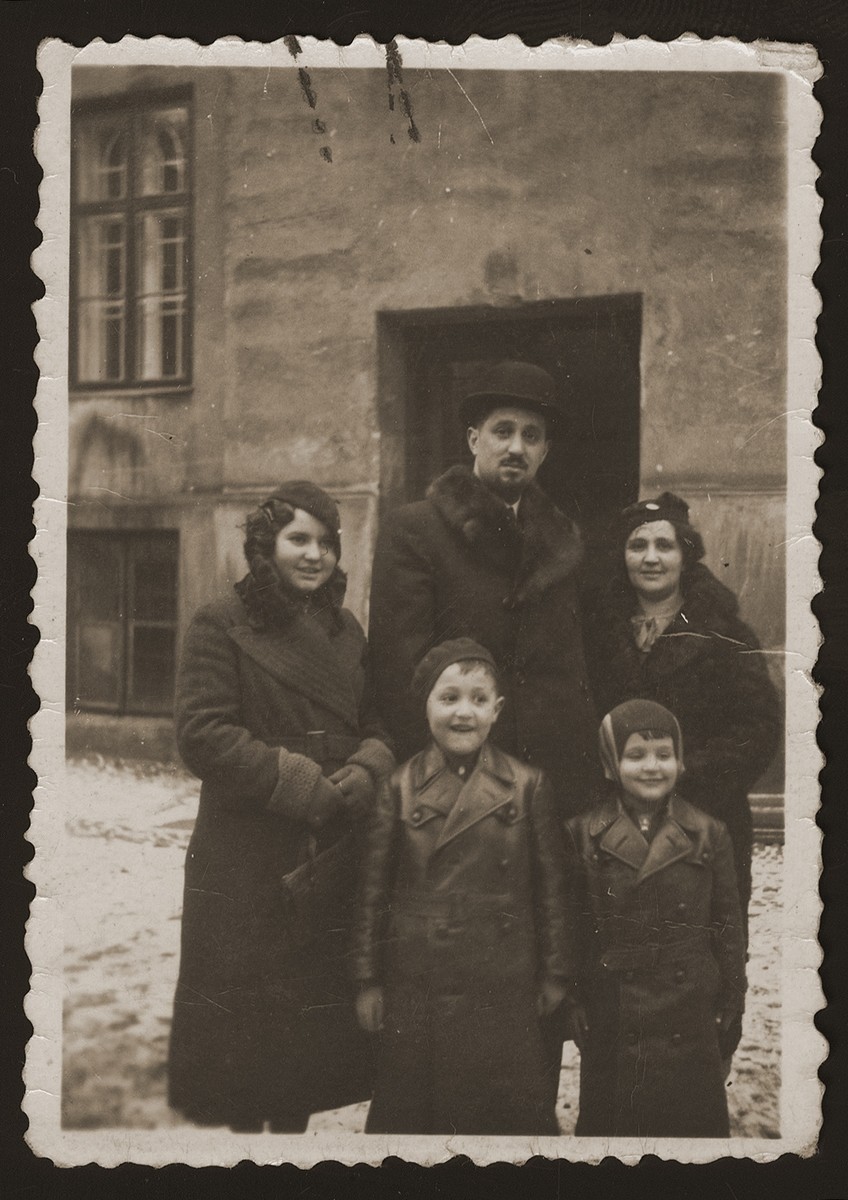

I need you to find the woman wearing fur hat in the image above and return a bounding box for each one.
[583,492,781,929]
[167,481,394,1132]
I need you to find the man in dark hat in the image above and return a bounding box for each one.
[369,364,596,1114]
[369,359,597,818]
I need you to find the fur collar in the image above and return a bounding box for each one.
[603,561,742,628]
[427,465,583,605]
[234,563,347,632]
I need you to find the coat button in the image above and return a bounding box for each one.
[701,851,711,862]
[674,968,686,983]
[500,858,509,870]
[433,923,449,939]
[671,1033,683,1046]
[677,902,687,913]
[411,808,422,824]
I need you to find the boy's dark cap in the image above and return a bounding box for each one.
[458,360,564,435]
[412,638,499,703]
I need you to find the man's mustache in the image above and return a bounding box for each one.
[500,456,528,468]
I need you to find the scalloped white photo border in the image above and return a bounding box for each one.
[28,33,824,1166]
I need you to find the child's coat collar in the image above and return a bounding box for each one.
[405,742,518,852]
[587,794,709,882]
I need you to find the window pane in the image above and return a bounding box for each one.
[137,106,188,196]
[130,537,179,620]
[135,210,187,380]
[76,623,123,708]
[74,117,128,202]
[68,534,124,709]
[68,531,179,714]
[77,216,127,382]
[74,100,191,387]
[74,535,123,620]
[128,625,177,711]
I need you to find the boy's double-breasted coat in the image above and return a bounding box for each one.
[351,742,572,1135]
[168,591,393,1127]
[566,794,747,1138]
[369,466,598,816]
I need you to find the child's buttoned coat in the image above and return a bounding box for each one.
[566,794,747,1137]
[352,741,572,1135]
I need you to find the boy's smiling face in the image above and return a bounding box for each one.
[425,662,504,760]
[618,732,679,808]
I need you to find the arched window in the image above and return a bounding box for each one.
[72,94,192,386]
[100,129,127,200]
[139,110,187,195]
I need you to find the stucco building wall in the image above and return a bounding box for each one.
[69,64,787,700]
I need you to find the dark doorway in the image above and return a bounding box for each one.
[377,295,642,569]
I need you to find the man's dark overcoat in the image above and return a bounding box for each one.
[566,794,747,1138]
[369,465,598,816]
[351,742,573,1135]
[168,591,393,1128]
[583,562,781,915]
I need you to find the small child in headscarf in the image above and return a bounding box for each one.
[565,699,747,1138]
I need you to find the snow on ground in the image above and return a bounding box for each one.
[59,758,782,1136]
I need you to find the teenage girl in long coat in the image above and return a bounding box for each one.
[168,481,394,1132]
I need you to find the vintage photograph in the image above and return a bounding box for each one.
[28,35,823,1165]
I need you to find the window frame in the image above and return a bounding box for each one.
[67,528,180,717]
[70,85,194,392]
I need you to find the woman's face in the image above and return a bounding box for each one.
[624,519,684,602]
[272,508,337,593]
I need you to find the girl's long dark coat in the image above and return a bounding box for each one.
[584,563,781,913]
[167,593,393,1127]
[566,795,747,1138]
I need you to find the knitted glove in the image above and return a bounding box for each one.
[328,763,374,820]
[305,775,345,830]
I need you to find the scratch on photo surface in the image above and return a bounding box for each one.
[446,69,494,145]
[741,410,803,447]
[181,985,233,1014]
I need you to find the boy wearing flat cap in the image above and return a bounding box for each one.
[351,639,574,1135]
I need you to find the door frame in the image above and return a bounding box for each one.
[376,294,643,515]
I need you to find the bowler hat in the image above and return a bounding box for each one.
[459,360,564,434]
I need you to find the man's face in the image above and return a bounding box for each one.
[467,405,550,501]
